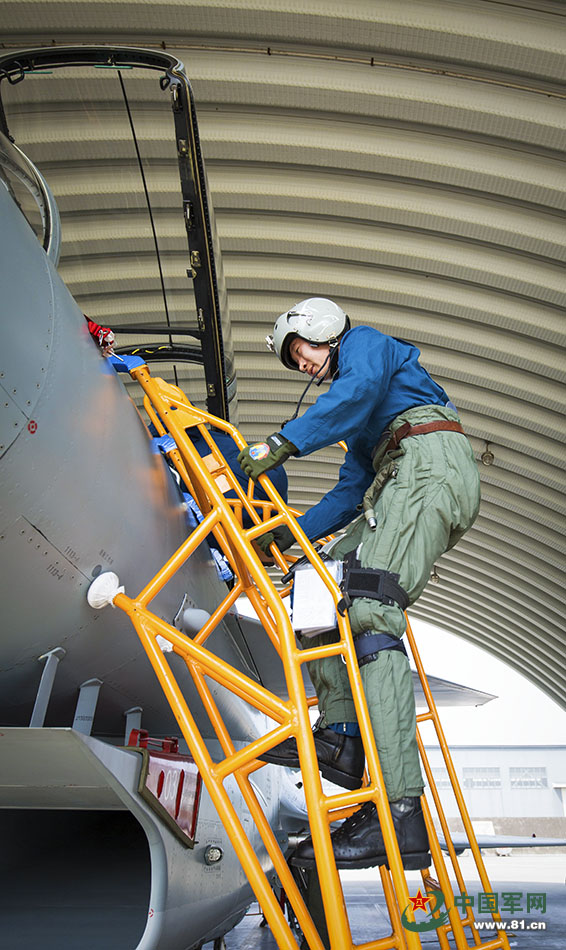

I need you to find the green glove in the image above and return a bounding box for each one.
[238,433,296,481]
[256,524,295,555]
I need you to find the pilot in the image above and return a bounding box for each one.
[238,297,480,871]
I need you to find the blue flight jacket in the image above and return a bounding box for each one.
[280,325,449,541]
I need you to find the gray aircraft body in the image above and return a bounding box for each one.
[0,122,294,949]
[0,49,298,948]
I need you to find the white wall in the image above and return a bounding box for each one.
[424,745,566,819]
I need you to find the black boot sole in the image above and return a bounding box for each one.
[258,752,363,791]
[289,851,386,870]
[387,851,432,871]
[290,849,431,871]
[319,761,363,790]
[258,750,300,769]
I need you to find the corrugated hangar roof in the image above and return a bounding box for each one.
[1,1,565,708]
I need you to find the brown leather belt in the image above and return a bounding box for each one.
[385,420,465,453]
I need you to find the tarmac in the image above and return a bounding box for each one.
[223,853,566,950]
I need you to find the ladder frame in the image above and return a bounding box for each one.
[107,362,510,950]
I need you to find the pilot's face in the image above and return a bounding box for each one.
[289,337,331,379]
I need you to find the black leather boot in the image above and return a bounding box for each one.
[290,797,431,870]
[258,724,364,790]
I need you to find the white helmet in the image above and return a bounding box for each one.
[266,297,350,370]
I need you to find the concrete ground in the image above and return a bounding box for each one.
[223,854,566,950]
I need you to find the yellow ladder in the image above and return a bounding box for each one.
[106,361,510,950]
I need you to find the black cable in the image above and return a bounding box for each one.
[117,70,179,387]
[281,351,331,427]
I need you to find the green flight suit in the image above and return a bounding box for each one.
[304,405,481,802]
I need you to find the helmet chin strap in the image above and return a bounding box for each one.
[313,349,332,386]
[281,351,332,426]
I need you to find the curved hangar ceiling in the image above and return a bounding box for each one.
[1,1,565,708]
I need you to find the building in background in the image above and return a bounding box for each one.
[425,745,566,846]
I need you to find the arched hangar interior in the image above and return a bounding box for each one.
[1,0,564,708]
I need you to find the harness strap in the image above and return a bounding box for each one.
[337,550,409,616]
[385,419,465,453]
[353,630,408,668]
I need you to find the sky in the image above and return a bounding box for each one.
[409,617,566,747]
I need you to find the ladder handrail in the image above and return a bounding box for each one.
[127,362,418,949]
[104,361,509,950]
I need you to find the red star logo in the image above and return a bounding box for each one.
[408,889,432,912]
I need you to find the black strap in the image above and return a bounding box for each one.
[281,548,327,585]
[354,631,408,667]
[337,550,409,616]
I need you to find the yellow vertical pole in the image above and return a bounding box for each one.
[408,616,510,950]
[117,597,301,950]
[189,663,326,950]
